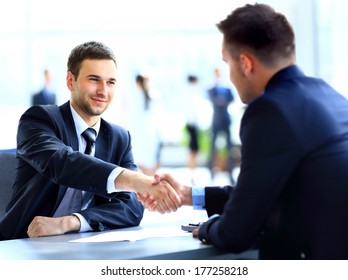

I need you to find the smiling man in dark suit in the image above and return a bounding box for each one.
[0,41,180,240]
[141,4,348,259]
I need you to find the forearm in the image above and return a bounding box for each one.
[180,184,193,206]
[62,215,81,233]
[114,169,152,193]
[27,215,81,238]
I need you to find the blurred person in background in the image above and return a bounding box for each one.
[32,69,57,106]
[207,67,235,185]
[182,74,203,183]
[126,73,162,176]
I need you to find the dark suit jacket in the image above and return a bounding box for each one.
[0,101,144,240]
[32,88,56,105]
[199,66,348,259]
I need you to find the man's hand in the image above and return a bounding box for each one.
[137,172,193,213]
[27,215,81,238]
[115,169,182,214]
[192,228,199,238]
[144,179,182,214]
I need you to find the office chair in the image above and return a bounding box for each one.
[0,148,16,153]
[0,153,16,218]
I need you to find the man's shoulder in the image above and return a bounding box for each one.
[100,119,129,137]
[23,103,66,125]
[25,103,58,114]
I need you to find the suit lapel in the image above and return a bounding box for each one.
[54,102,79,205]
[95,119,111,162]
[59,102,79,151]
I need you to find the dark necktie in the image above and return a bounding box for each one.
[82,128,96,155]
[53,128,97,216]
[80,128,97,210]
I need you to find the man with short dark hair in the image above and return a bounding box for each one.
[143,3,348,260]
[0,41,180,240]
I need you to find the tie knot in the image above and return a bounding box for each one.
[82,128,96,143]
[82,128,96,154]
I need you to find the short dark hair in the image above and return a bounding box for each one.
[217,3,295,66]
[67,41,117,79]
[187,75,198,83]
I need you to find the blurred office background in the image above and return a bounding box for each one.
[1,0,347,183]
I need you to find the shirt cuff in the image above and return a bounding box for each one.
[192,186,205,210]
[107,167,125,194]
[74,213,93,232]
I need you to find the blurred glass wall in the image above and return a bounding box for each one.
[0,0,347,150]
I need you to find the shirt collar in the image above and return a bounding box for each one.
[69,103,101,137]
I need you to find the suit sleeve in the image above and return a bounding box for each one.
[198,98,304,252]
[17,105,118,198]
[79,192,144,231]
[78,125,144,230]
[204,186,233,217]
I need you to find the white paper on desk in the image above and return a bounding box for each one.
[70,226,190,243]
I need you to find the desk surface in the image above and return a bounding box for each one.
[0,209,258,260]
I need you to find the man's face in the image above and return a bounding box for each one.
[67,59,117,123]
[222,43,257,104]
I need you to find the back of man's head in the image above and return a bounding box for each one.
[217,3,295,67]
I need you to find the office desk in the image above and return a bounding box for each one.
[0,209,258,260]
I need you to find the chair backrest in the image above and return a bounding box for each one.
[0,153,17,218]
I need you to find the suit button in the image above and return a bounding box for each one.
[300,252,306,259]
[202,238,207,243]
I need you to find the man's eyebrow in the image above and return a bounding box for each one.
[87,74,101,79]
[87,74,116,81]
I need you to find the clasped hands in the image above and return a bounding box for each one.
[137,172,200,236]
[137,172,192,214]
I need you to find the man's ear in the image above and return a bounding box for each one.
[66,71,74,91]
[239,53,254,76]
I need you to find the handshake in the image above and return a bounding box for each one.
[114,169,193,214]
[137,172,193,214]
